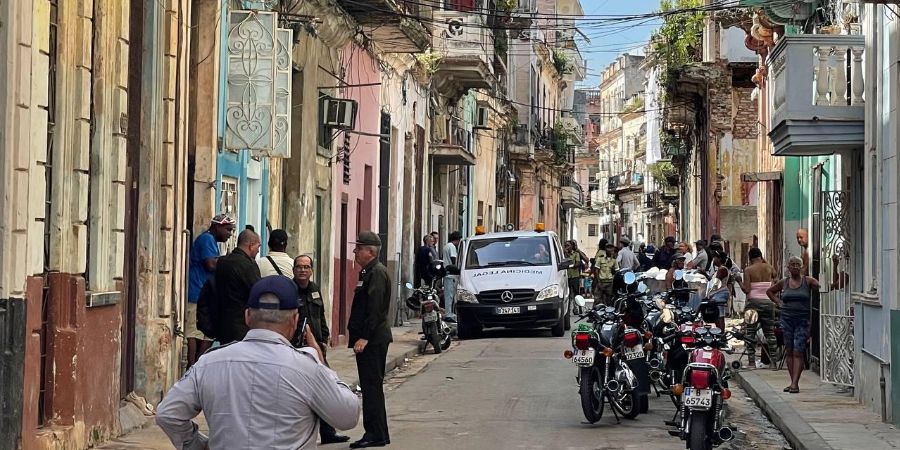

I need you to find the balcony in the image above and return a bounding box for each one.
[561,183,584,210]
[560,45,586,82]
[508,0,537,27]
[432,122,475,166]
[607,171,644,195]
[432,10,495,96]
[767,34,865,156]
[335,0,430,53]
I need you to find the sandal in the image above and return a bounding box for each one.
[788,387,800,394]
[783,387,792,392]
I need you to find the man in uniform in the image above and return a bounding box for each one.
[186,214,235,368]
[156,276,360,450]
[348,231,393,448]
[214,229,262,343]
[292,254,349,444]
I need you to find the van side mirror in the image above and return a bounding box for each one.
[557,260,573,271]
[446,265,461,275]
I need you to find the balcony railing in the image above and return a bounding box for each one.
[431,121,475,166]
[767,34,865,155]
[334,0,430,52]
[607,171,644,194]
[561,183,584,209]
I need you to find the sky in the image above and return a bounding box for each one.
[576,0,662,88]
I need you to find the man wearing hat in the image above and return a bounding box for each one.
[616,236,640,271]
[348,231,393,448]
[652,236,677,270]
[688,239,710,272]
[186,214,235,368]
[156,276,360,450]
[258,229,294,278]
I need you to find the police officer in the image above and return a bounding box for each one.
[292,254,348,445]
[156,276,360,450]
[348,231,393,449]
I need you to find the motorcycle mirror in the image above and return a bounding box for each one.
[674,270,685,281]
[605,306,616,314]
[709,327,722,336]
[744,308,759,325]
[574,295,586,308]
[405,282,414,289]
[660,309,674,324]
[623,272,637,285]
[682,306,693,313]
[637,282,648,294]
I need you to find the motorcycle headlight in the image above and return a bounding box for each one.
[536,284,561,301]
[456,288,478,304]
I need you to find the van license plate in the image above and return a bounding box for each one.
[496,306,520,315]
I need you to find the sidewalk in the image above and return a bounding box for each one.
[99,319,426,449]
[735,367,900,450]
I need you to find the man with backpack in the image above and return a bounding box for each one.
[186,214,235,369]
[258,229,293,278]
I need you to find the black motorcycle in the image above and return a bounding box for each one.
[566,295,641,423]
[405,261,452,353]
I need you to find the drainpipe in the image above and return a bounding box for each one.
[881,363,887,422]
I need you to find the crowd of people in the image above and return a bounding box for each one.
[567,229,820,393]
[157,214,396,449]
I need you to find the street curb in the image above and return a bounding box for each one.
[734,370,833,450]
[344,343,424,389]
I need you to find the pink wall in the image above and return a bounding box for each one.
[331,44,382,343]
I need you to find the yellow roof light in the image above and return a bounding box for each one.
[535,223,545,232]
[475,225,486,235]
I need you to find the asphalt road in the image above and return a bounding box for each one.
[343,328,789,450]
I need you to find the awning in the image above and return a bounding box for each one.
[741,171,783,183]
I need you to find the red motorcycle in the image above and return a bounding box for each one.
[669,324,736,450]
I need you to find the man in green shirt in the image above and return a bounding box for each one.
[593,240,618,306]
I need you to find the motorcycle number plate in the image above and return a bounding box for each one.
[496,306,521,315]
[423,312,437,323]
[623,346,645,360]
[572,348,595,366]
[682,387,712,408]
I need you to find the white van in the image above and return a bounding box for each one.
[448,227,574,338]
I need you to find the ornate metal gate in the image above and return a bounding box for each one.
[819,190,853,387]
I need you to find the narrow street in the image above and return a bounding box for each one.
[346,331,790,450]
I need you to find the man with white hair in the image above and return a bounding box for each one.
[156,276,360,449]
[616,236,640,271]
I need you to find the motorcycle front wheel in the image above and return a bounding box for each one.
[688,411,711,450]
[440,332,452,351]
[579,366,604,423]
[612,388,640,419]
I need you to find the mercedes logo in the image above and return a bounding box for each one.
[500,291,514,303]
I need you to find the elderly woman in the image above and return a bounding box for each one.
[767,256,820,394]
[678,241,694,265]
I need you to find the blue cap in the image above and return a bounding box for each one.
[247,276,299,310]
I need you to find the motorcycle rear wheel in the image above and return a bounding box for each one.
[688,411,711,450]
[579,366,604,423]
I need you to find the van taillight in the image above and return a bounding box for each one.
[575,333,590,350]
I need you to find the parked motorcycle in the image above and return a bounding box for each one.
[669,326,737,450]
[565,294,642,423]
[405,261,452,353]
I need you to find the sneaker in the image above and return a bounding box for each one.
[755,361,769,369]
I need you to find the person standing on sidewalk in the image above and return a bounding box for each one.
[290,254,349,445]
[442,231,462,319]
[348,231,393,449]
[214,229,262,344]
[414,234,435,288]
[258,229,293,278]
[767,256,820,393]
[741,247,779,369]
[156,276,360,450]
[186,214,235,368]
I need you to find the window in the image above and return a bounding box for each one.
[318,92,334,153]
[465,236,553,269]
[588,224,598,237]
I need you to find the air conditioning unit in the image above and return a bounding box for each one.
[475,106,490,129]
[446,18,465,39]
[323,98,357,130]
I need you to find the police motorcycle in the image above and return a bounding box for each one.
[610,271,654,414]
[405,261,453,354]
[564,271,648,423]
[667,321,737,449]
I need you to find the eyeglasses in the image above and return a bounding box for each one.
[295,265,312,270]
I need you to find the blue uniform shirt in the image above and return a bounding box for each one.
[188,231,220,303]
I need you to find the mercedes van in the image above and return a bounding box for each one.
[449,225,573,338]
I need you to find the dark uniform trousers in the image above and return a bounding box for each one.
[356,342,390,441]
